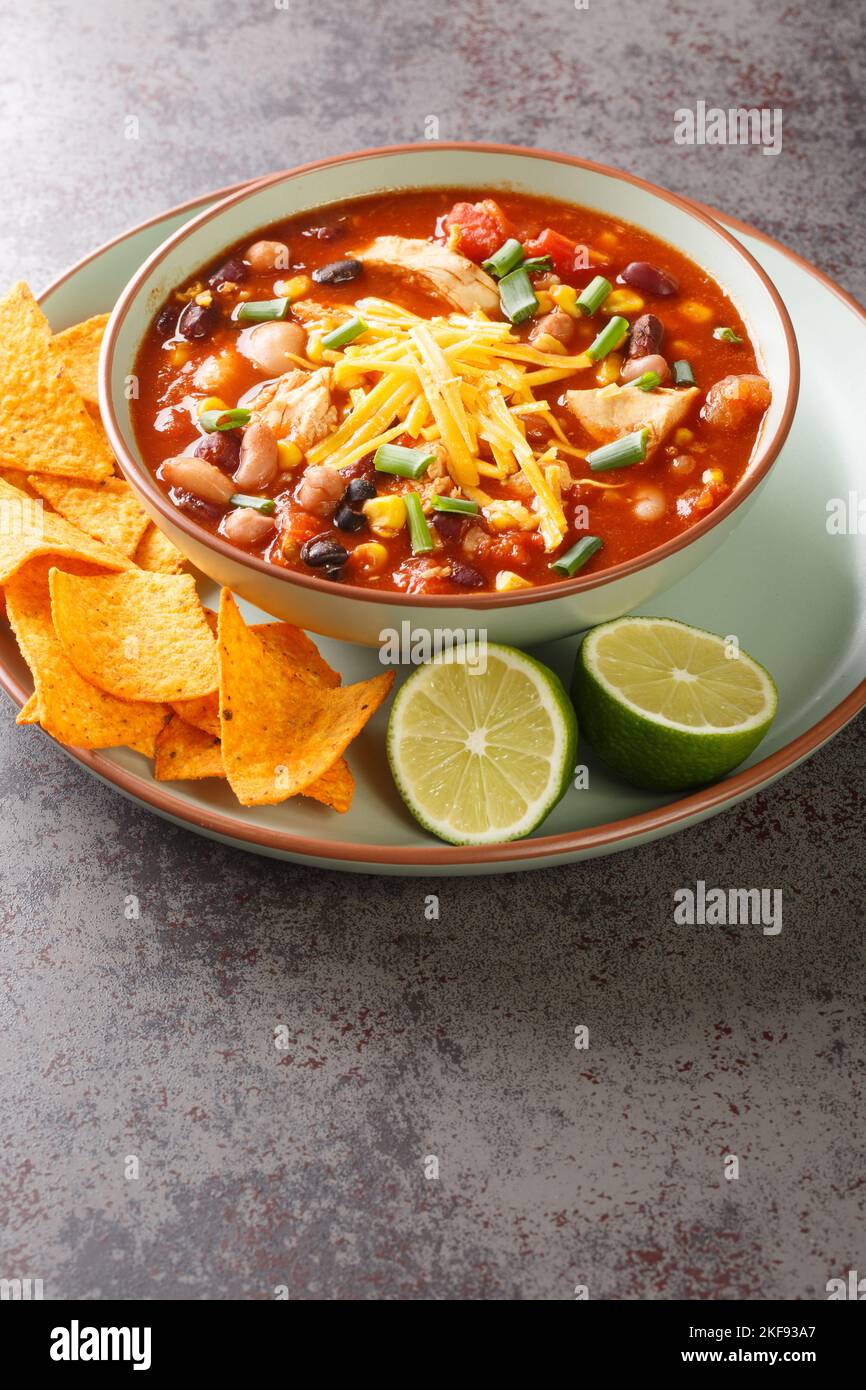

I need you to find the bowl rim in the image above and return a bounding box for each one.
[99,140,800,610]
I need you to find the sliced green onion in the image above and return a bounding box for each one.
[482,238,526,278]
[229,493,276,514]
[373,443,435,479]
[499,267,539,325]
[632,370,662,392]
[576,275,612,316]
[234,298,290,323]
[404,492,434,554]
[587,427,649,472]
[586,314,629,361]
[520,255,553,275]
[198,407,251,432]
[672,359,696,387]
[431,495,480,516]
[322,316,368,350]
[550,534,603,576]
[713,326,743,343]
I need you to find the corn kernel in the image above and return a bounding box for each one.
[534,290,554,314]
[603,287,644,315]
[673,428,695,446]
[197,395,228,418]
[596,229,620,250]
[274,274,313,302]
[194,290,213,307]
[350,541,389,575]
[277,440,303,470]
[170,344,191,366]
[551,284,580,319]
[306,332,324,363]
[495,570,533,592]
[363,495,406,537]
[532,331,566,355]
[702,467,724,485]
[596,351,622,386]
[680,300,712,323]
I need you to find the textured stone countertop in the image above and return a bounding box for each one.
[0,0,863,1299]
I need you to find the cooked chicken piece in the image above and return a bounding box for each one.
[250,367,337,451]
[565,385,699,457]
[702,374,771,429]
[358,236,500,313]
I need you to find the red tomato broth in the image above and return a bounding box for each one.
[131,188,768,596]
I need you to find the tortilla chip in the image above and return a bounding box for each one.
[0,467,36,494]
[5,560,168,753]
[28,474,150,558]
[52,313,109,407]
[0,283,114,480]
[154,715,224,780]
[50,568,218,702]
[0,476,130,585]
[170,691,220,737]
[16,691,40,724]
[218,589,392,807]
[134,522,186,574]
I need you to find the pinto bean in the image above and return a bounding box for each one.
[245,239,290,272]
[239,320,308,375]
[529,309,575,346]
[234,421,279,489]
[160,456,235,504]
[619,261,679,296]
[295,464,345,517]
[222,507,275,546]
[628,312,664,359]
[620,353,670,384]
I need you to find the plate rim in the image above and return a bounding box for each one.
[2,163,864,867]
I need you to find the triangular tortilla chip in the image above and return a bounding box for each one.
[5,560,168,753]
[218,589,392,806]
[0,283,114,479]
[134,522,186,574]
[52,313,109,407]
[154,715,224,780]
[50,568,218,702]
[0,476,130,584]
[28,473,150,558]
[16,691,40,724]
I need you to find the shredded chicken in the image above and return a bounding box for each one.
[565,385,699,457]
[358,236,500,313]
[250,367,337,451]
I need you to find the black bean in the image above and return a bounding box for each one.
[334,502,368,532]
[344,477,377,505]
[155,305,178,338]
[322,565,346,582]
[194,430,241,472]
[431,511,465,541]
[208,256,247,289]
[628,312,665,359]
[313,258,363,285]
[618,261,679,296]
[300,534,349,569]
[449,561,484,588]
[178,302,218,341]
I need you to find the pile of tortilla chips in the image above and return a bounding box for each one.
[0,282,392,810]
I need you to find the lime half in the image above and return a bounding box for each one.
[387,644,577,845]
[573,616,777,792]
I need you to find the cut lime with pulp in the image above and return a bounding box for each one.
[573,616,777,791]
[387,644,577,845]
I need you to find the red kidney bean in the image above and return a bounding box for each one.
[340,453,377,484]
[618,261,679,296]
[209,256,247,289]
[155,306,178,338]
[313,258,363,285]
[432,511,466,542]
[628,312,665,358]
[168,488,225,522]
[194,430,241,472]
[178,302,218,340]
[449,560,484,588]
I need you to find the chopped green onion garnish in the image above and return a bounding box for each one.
[520,255,553,275]
[576,275,612,316]
[404,492,434,554]
[322,316,367,350]
[499,267,538,325]
[672,359,696,387]
[713,326,743,343]
[229,494,276,514]
[234,298,290,323]
[632,370,662,391]
[587,427,649,472]
[373,444,435,479]
[550,534,603,577]
[586,314,629,361]
[482,239,526,278]
[198,407,251,432]
[431,495,480,516]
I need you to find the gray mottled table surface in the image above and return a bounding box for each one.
[1,0,863,1300]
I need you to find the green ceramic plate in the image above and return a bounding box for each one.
[1,175,863,875]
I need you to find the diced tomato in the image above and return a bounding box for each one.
[442,199,512,263]
[277,508,322,562]
[523,227,583,280]
[473,529,545,570]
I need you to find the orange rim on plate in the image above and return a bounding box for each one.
[1,154,862,867]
